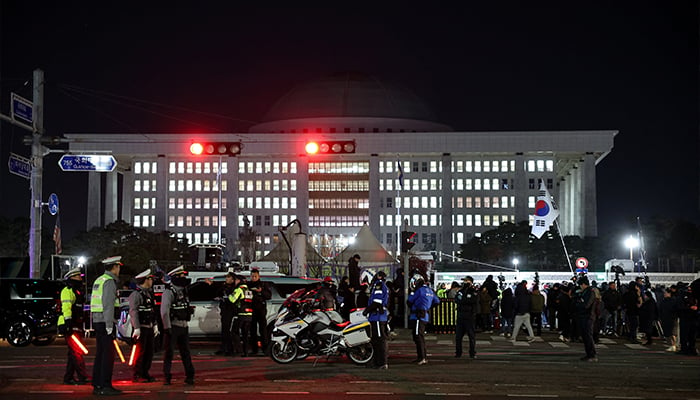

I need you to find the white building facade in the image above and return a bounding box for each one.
[65,73,616,261]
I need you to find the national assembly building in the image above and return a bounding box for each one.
[65,73,617,262]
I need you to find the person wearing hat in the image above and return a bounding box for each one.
[90,256,123,396]
[161,266,195,385]
[247,268,271,355]
[215,272,239,356]
[59,267,90,385]
[364,270,390,369]
[228,275,254,357]
[128,269,158,382]
[407,274,440,365]
[575,276,597,361]
[454,276,478,359]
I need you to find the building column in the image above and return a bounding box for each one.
[514,153,528,223]
[155,156,168,232]
[296,156,309,231]
[441,154,453,255]
[368,155,381,240]
[104,171,118,225]
[121,167,133,226]
[87,172,101,229]
[582,153,597,237]
[225,158,239,260]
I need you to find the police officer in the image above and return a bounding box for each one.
[364,270,389,369]
[229,276,253,357]
[161,267,195,385]
[129,268,158,382]
[247,269,271,354]
[454,276,478,359]
[59,267,90,385]
[408,274,440,365]
[215,272,238,356]
[90,256,122,396]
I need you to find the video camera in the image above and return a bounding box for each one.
[610,265,626,275]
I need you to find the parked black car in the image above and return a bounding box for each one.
[0,278,63,347]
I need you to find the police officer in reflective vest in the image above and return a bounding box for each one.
[90,256,122,396]
[129,268,158,382]
[161,267,195,385]
[229,277,254,357]
[364,270,389,369]
[59,266,90,385]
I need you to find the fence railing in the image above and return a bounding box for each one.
[429,298,456,334]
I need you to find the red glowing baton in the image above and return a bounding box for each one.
[70,334,89,355]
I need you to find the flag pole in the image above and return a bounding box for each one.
[554,220,574,276]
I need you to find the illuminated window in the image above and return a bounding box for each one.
[466,197,473,208]
[475,197,482,208]
[169,180,176,191]
[430,161,438,173]
[168,216,175,227]
[169,162,176,174]
[178,162,184,173]
[204,162,211,174]
[134,198,141,209]
[484,215,491,226]
[177,198,184,209]
[483,161,490,172]
[466,214,473,226]
[169,198,175,209]
[177,216,184,227]
[456,214,463,226]
[178,180,185,191]
[529,196,536,208]
[475,215,482,226]
[134,180,141,192]
[430,215,437,226]
[466,179,472,190]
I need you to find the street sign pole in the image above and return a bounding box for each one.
[29,69,44,279]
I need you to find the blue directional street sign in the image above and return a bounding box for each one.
[48,193,59,216]
[8,152,32,179]
[11,93,33,125]
[58,154,117,172]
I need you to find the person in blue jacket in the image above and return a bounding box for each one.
[408,274,440,365]
[364,270,390,369]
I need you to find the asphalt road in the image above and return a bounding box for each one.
[0,329,698,400]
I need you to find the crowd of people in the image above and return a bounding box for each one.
[437,274,700,360]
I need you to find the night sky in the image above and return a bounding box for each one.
[1,3,698,242]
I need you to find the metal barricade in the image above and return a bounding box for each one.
[428,298,456,334]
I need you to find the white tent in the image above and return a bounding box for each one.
[333,224,398,266]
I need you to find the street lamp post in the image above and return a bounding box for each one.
[624,236,639,261]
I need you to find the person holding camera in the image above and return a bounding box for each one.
[454,276,478,359]
[161,267,195,385]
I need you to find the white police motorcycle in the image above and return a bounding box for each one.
[269,288,374,365]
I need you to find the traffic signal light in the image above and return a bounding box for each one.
[305,140,356,155]
[189,141,242,156]
[400,230,416,253]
